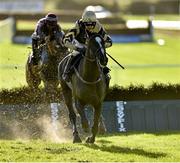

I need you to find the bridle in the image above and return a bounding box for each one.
[40,37,65,57]
[74,35,106,84]
[82,47,102,62]
[83,34,106,62]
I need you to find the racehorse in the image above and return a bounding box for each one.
[26,33,68,98]
[58,34,108,143]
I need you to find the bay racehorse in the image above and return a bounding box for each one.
[26,33,68,98]
[58,34,108,143]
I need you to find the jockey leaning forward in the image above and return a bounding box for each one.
[31,13,65,67]
[62,10,112,84]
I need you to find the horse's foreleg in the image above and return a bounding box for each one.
[86,105,101,144]
[98,115,107,134]
[75,99,89,133]
[61,84,81,143]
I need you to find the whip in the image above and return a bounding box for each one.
[106,52,125,69]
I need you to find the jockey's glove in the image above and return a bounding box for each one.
[105,41,112,48]
[105,35,112,48]
[32,33,40,41]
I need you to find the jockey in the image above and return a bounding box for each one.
[31,13,65,66]
[62,10,112,83]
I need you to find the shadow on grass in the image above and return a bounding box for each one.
[96,139,112,144]
[83,144,166,158]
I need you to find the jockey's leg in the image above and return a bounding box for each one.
[63,52,80,82]
[31,33,40,65]
[62,55,73,82]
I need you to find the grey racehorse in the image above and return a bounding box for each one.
[58,34,108,143]
[26,34,68,98]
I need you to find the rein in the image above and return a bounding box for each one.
[73,35,105,84]
[74,49,104,84]
[74,67,102,84]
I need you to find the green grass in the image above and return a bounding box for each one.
[0,133,180,162]
[0,43,29,89]
[0,33,180,89]
[107,33,180,86]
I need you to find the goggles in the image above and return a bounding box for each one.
[83,21,96,28]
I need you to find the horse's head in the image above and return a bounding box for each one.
[45,33,68,59]
[87,34,108,67]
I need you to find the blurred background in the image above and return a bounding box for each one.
[0,0,180,89]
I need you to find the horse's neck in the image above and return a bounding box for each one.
[79,50,100,82]
[46,40,58,56]
[46,41,53,54]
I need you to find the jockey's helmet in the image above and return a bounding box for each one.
[45,13,58,27]
[82,10,96,30]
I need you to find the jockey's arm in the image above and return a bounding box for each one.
[97,23,112,48]
[55,30,65,46]
[63,21,86,51]
[35,21,46,43]
[63,29,77,50]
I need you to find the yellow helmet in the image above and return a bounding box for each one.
[82,10,96,23]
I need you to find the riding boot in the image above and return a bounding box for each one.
[31,33,40,66]
[31,49,40,65]
[103,66,111,87]
[62,56,74,82]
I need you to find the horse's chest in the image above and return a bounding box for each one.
[73,85,105,103]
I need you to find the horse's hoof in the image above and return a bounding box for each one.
[85,136,95,144]
[73,135,82,143]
